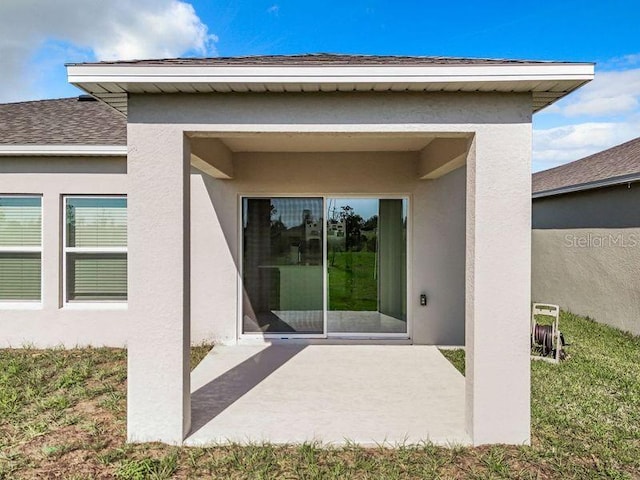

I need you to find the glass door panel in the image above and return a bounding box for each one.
[242,197,324,334]
[326,198,407,335]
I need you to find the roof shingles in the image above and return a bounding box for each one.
[533,136,640,194]
[0,97,125,146]
[68,53,581,67]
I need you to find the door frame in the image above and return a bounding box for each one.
[236,193,412,341]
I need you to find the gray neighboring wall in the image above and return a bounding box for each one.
[533,182,640,229]
[0,97,126,145]
[532,137,640,336]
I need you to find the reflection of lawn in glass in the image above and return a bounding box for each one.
[328,251,377,311]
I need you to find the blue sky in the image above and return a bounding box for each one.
[1,0,639,171]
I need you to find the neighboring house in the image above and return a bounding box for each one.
[532,136,640,336]
[0,54,594,446]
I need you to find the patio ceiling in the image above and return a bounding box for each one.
[192,132,466,153]
[188,133,471,180]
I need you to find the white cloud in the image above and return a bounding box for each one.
[267,5,280,15]
[533,54,640,171]
[0,0,217,102]
[600,53,640,70]
[552,68,640,118]
[533,121,640,171]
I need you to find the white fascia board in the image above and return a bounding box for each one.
[0,145,127,156]
[67,63,595,87]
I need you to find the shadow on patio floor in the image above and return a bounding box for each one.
[189,344,306,436]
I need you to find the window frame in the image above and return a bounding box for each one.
[0,194,43,308]
[62,195,128,308]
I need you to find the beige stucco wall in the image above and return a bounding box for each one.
[190,152,466,345]
[0,151,466,347]
[1,90,533,445]
[130,89,530,349]
[0,156,130,347]
[0,91,531,350]
[126,90,532,445]
[464,126,532,445]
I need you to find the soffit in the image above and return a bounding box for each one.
[67,58,594,116]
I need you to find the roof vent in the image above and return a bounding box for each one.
[78,95,97,102]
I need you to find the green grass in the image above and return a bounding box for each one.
[440,348,465,375]
[1,313,639,479]
[190,343,213,370]
[328,251,377,311]
[115,452,178,480]
[439,311,640,479]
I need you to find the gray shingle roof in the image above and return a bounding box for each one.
[0,97,125,145]
[533,136,640,195]
[68,53,581,67]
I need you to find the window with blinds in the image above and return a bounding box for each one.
[0,196,42,302]
[65,197,127,302]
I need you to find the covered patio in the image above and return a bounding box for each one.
[186,344,468,446]
[66,54,594,446]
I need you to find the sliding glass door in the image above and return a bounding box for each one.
[326,198,407,335]
[242,196,407,337]
[242,197,324,334]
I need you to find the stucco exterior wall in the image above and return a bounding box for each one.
[0,151,467,347]
[127,91,530,126]
[190,153,466,345]
[127,90,532,444]
[0,156,129,347]
[0,92,531,352]
[0,155,227,347]
[532,185,640,335]
[129,89,530,348]
[464,125,532,445]
[2,89,533,445]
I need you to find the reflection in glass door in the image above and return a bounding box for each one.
[326,198,407,335]
[241,196,408,337]
[242,197,324,334]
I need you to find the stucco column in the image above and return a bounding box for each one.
[127,125,191,444]
[465,126,531,445]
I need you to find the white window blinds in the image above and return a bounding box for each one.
[65,197,127,302]
[0,196,42,301]
[66,197,127,248]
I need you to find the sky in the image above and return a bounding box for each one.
[1,0,639,172]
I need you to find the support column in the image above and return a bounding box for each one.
[465,126,531,445]
[127,124,191,444]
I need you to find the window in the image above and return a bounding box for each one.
[0,196,42,303]
[64,197,127,303]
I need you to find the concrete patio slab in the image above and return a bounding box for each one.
[185,344,469,446]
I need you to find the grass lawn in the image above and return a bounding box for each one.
[328,251,377,311]
[1,312,640,479]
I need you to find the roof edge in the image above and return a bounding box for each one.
[67,61,595,116]
[533,172,640,199]
[67,62,595,78]
[0,145,127,156]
